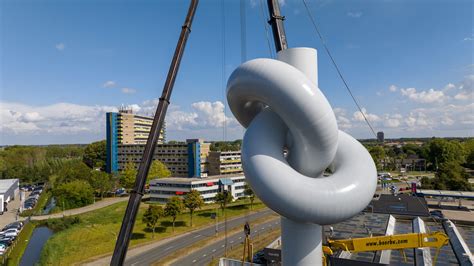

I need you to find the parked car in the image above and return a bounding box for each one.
[2,228,19,235]
[0,232,17,239]
[0,240,11,247]
[3,222,23,231]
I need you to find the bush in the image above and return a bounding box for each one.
[42,216,81,232]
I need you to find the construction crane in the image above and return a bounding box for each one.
[322,231,449,265]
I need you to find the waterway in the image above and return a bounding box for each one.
[19,226,53,266]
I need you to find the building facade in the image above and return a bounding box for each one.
[208,151,243,176]
[149,174,246,204]
[106,108,165,173]
[115,139,210,177]
[377,131,384,143]
[0,179,19,213]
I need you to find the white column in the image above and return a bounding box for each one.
[281,217,322,265]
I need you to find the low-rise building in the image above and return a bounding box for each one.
[208,151,243,176]
[149,174,246,204]
[0,179,19,213]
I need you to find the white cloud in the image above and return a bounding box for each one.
[400,87,445,103]
[103,81,116,88]
[347,12,362,18]
[389,85,397,92]
[464,37,473,41]
[453,75,473,101]
[121,88,136,94]
[353,108,380,122]
[278,0,286,6]
[333,108,352,129]
[55,43,65,51]
[0,102,117,136]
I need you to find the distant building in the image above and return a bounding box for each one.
[106,108,165,173]
[149,174,246,204]
[208,150,243,176]
[109,139,210,178]
[377,131,384,143]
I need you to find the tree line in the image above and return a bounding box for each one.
[367,138,473,191]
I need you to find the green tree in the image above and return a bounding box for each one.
[369,146,386,170]
[148,160,171,181]
[244,183,255,210]
[436,162,471,191]
[215,191,233,213]
[56,159,91,183]
[426,139,465,169]
[463,139,474,168]
[142,205,164,238]
[165,196,184,232]
[83,140,106,169]
[120,162,137,189]
[183,190,204,227]
[89,170,113,199]
[52,180,94,209]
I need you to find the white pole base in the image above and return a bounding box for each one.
[281,217,322,266]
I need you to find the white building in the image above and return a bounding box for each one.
[149,174,246,204]
[0,179,19,213]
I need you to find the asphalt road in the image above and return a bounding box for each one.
[171,217,280,266]
[124,208,275,266]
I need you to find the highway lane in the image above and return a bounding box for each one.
[124,208,275,266]
[172,218,280,265]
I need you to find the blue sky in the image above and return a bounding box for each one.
[1,0,472,145]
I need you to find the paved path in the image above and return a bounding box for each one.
[30,196,130,221]
[172,218,280,265]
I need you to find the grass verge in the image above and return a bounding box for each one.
[3,221,36,266]
[38,199,265,265]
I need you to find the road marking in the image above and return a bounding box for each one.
[164,245,174,251]
[212,249,216,252]
[193,235,201,239]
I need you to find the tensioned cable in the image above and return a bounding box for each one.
[259,0,275,58]
[221,0,227,141]
[240,0,247,63]
[302,0,377,138]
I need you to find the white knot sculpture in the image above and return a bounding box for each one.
[227,48,377,265]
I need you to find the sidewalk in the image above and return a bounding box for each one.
[30,196,130,221]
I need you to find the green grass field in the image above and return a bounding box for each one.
[38,199,265,265]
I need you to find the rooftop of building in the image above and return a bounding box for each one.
[0,179,19,194]
[150,174,244,184]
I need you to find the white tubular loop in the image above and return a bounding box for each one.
[227,48,377,225]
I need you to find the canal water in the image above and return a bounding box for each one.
[42,197,56,215]
[19,226,53,266]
